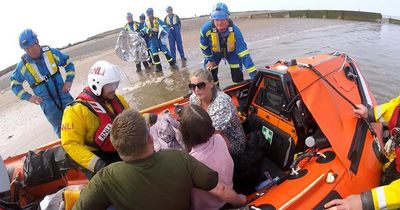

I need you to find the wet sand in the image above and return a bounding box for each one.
[0,15,215,158]
[1,14,400,158]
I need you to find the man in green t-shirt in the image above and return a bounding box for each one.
[73,109,246,210]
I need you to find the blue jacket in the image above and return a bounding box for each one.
[10,46,75,102]
[199,20,256,75]
[138,21,146,32]
[138,21,150,42]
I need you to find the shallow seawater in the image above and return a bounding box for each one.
[121,18,400,110]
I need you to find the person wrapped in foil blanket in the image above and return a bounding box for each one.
[115,30,149,62]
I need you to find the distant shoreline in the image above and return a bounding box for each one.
[1,9,398,76]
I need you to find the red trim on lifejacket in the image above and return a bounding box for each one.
[77,87,125,152]
[388,105,400,131]
[395,147,400,173]
[388,105,400,172]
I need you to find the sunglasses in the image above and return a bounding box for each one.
[188,82,207,90]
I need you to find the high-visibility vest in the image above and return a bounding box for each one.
[165,15,178,26]
[76,87,125,152]
[124,22,138,32]
[22,46,59,88]
[146,17,159,31]
[211,21,235,53]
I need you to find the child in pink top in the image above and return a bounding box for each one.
[180,104,234,210]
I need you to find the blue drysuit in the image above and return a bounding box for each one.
[10,46,75,137]
[199,20,257,83]
[142,17,175,66]
[138,21,153,63]
[164,14,185,61]
[138,21,150,48]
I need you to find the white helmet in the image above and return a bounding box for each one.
[88,60,121,96]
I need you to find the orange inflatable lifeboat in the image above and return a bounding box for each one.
[0,53,383,210]
[241,53,383,209]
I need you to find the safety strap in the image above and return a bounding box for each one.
[80,89,121,120]
[43,78,63,111]
[22,46,59,88]
[67,100,97,117]
[21,48,63,111]
[28,73,59,89]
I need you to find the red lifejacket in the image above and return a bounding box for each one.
[388,105,400,172]
[77,87,125,152]
[388,105,400,131]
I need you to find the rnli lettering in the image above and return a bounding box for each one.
[88,101,106,114]
[98,123,112,142]
[61,123,74,131]
[92,67,105,76]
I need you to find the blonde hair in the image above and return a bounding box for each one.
[111,109,148,157]
[191,69,218,93]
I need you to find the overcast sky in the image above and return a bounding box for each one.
[1,0,399,70]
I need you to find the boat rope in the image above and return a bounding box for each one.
[282,57,347,114]
[279,173,326,210]
[299,58,382,154]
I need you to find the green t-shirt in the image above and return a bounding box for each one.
[73,150,218,210]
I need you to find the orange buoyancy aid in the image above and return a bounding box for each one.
[77,87,125,152]
[211,21,235,53]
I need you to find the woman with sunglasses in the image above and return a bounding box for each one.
[188,69,246,157]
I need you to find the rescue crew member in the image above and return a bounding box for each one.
[325,96,400,210]
[142,7,177,72]
[124,12,139,32]
[324,179,400,210]
[199,2,257,85]
[61,60,129,179]
[10,29,75,138]
[164,6,187,68]
[124,12,150,72]
[355,96,400,185]
[138,13,154,65]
